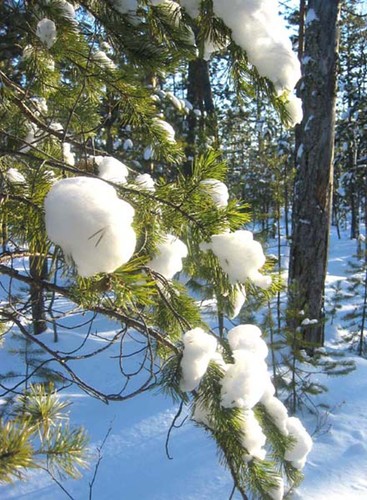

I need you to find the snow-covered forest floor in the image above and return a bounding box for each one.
[1,224,367,500]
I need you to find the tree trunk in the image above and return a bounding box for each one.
[30,254,48,335]
[288,0,341,350]
[184,57,217,174]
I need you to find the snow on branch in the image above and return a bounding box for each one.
[44,177,136,277]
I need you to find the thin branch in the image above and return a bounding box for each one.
[165,401,185,460]
[89,421,114,500]
[0,263,179,353]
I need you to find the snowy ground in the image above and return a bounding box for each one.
[1,225,367,499]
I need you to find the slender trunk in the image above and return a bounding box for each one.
[185,57,217,174]
[288,0,341,351]
[30,254,48,335]
[359,264,367,356]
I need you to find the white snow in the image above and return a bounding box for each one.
[200,230,269,286]
[62,142,75,166]
[284,416,313,469]
[147,234,188,280]
[180,327,217,392]
[240,409,267,461]
[263,396,289,435]
[44,176,136,277]
[153,118,176,143]
[166,91,183,111]
[230,284,246,319]
[134,173,155,191]
[285,95,303,128]
[56,0,76,21]
[301,318,318,326]
[93,50,116,70]
[200,178,229,208]
[269,477,285,500]
[144,145,153,160]
[212,0,301,94]
[5,168,26,184]
[20,123,43,152]
[94,156,129,184]
[36,19,57,48]
[220,349,268,409]
[2,227,367,500]
[227,324,268,359]
[123,138,134,150]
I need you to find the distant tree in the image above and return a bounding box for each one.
[333,0,367,240]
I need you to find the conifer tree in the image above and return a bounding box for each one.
[0,1,312,497]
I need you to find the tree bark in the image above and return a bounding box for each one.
[184,57,217,174]
[30,254,48,335]
[288,0,342,350]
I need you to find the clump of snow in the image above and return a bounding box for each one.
[135,173,155,191]
[230,284,246,319]
[240,409,267,461]
[153,118,176,143]
[261,377,276,403]
[180,327,217,392]
[50,121,63,133]
[144,146,153,160]
[6,168,26,184]
[36,19,57,48]
[147,234,187,280]
[228,324,268,360]
[285,95,303,128]
[200,179,229,208]
[221,322,312,468]
[268,477,285,500]
[284,416,313,469]
[301,318,318,326]
[62,143,75,166]
[182,98,193,111]
[44,176,136,277]
[123,138,134,150]
[20,123,43,152]
[94,156,129,184]
[166,91,184,111]
[193,401,212,428]
[31,97,48,115]
[263,396,289,435]
[212,0,301,94]
[56,0,76,21]
[93,50,116,70]
[200,230,269,287]
[221,350,268,409]
[22,44,34,59]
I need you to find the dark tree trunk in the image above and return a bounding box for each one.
[184,57,217,174]
[30,255,48,335]
[288,0,342,350]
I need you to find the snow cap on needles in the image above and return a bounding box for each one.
[44,176,136,277]
[180,327,217,392]
[147,234,188,280]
